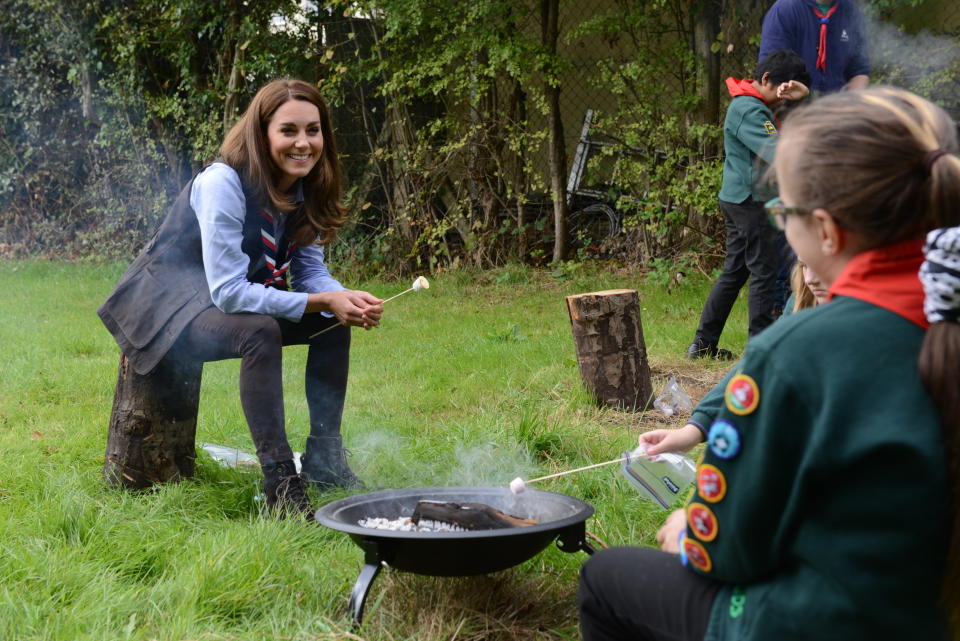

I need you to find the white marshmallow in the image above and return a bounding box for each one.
[509,477,526,494]
[413,276,430,291]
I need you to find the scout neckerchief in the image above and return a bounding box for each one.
[813,1,839,73]
[828,238,928,329]
[725,77,768,104]
[258,209,298,290]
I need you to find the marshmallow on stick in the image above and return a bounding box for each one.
[509,455,630,494]
[308,276,430,339]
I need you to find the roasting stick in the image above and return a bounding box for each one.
[308,276,429,339]
[510,455,629,494]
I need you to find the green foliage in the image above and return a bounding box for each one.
[3,0,957,268]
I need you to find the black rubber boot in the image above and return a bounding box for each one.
[262,459,313,519]
[685,338,735,361]
[301,435,363,490]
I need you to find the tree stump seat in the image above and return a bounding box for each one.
[103,354,203,489]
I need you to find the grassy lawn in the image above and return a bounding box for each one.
[0,260,747,641]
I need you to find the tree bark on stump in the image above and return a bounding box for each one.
[566,289,653,411]
[103,354,203,489]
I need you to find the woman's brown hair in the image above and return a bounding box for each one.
[220,78,346,246]
[782,86,960,632]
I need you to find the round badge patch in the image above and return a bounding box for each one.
[687,502,719,542]
[682,537,713,573]
[697,464,727,503]
[725,374,760,415]
[708,419,742,460]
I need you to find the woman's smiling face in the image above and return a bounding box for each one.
[267,99,323,191]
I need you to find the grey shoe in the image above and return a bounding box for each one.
[262,460,313,518]
[301,435,364,490]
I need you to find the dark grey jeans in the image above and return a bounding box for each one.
[578,546,721,641]
[693,198,781,346]
[173,307,349,465]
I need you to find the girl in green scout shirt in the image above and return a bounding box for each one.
[578,87,960,641]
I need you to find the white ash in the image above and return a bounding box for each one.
[358,516,466,533]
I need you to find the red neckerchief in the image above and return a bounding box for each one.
[827,238,928,329]
[813,2,839,72]
[726,78,767,103]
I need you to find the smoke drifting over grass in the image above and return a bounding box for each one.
[863,4,960,114]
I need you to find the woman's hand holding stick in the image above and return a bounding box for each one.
[309,276,429,339]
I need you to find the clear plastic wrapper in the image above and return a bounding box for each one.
[652,376,693,417]
[621,443,696,509]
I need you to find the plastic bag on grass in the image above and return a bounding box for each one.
[200,443,302,472]
[653,376,693,417]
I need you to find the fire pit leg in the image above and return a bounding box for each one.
[556,522,596,555]
[348,537,387,627]
[349,562,382,626]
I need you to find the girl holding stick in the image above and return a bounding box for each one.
[579,87,959,640]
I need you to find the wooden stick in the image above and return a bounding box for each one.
[526,456,629,484]
[309,320,345,338]
[379,287,414,305]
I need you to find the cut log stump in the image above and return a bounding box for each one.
[103,353,203,489]
[566,289,653,411]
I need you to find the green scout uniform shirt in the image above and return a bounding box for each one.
[718,94,778,204]
[686,296,950,640]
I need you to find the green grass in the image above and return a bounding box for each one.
[0,260,747,641]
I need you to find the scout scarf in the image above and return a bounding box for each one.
[258,209,297,289]
[828,238,928,329]
[726,77,767,103]
[813,2,839,72]
[920,227,960,324]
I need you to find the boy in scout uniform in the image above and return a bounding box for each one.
[687,50,810,360]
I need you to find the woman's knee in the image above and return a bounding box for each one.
[237,314,282,356]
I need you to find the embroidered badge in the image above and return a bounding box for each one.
[682,537,713,573]
[708,419,742,460]
[729,586,747,619]
[697,464,727,503]
[725,374,760,415]
[763,120,777,135]
[687,502,719,542]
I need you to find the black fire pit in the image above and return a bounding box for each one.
[315,486,595,625]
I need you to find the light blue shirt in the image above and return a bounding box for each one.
[190,162,344,321]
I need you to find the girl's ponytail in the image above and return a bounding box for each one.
[919,226,960,632]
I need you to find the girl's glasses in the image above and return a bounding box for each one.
[764,197,810,230]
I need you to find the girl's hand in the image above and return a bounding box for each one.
[318,290,384,329]
[657,509,688,553]
[639,424,703,456]
[777,80,809,102]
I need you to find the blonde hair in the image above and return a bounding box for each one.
[220,78,346,246]
[789,262,817,313]
[779,86,960,247]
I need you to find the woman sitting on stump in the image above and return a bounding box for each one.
[578,87,960,640]
[98,79,383,517]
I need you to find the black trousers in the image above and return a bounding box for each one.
[694,199,780,346]
[578,547,722,641]
[173,307,350,465]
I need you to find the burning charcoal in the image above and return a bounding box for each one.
[411,500,539,530]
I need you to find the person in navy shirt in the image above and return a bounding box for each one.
[760,0,870,93]
[99,79,382,518]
